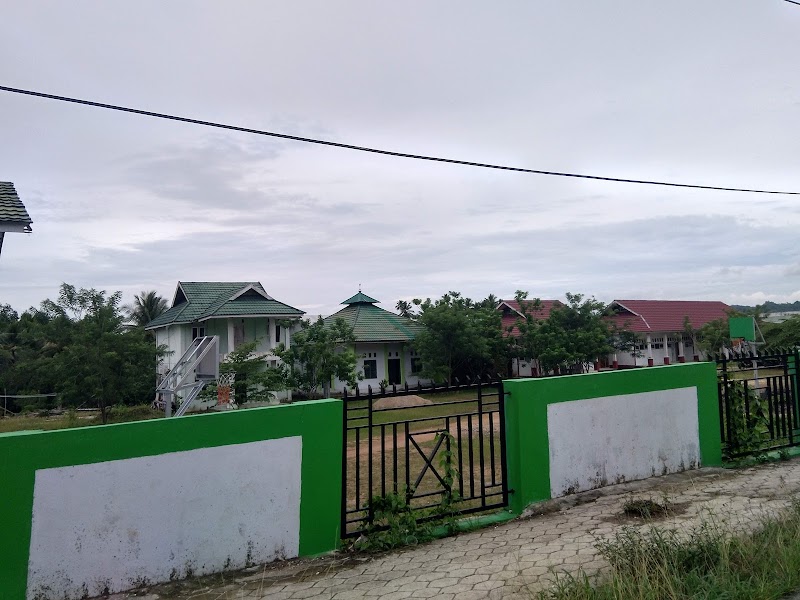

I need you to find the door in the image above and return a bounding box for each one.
[233,321,245,349]
[387,358,401,385]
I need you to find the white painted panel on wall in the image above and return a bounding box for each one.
[547,387,699,498]
[27,437,302,600]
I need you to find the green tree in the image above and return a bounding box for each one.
[274,317,359,397]
[514,292,614,375]
[505,291,546,368]
[696,315,735,354]
[763,316,800,348]
[408,292,505,384]
[216,340,286,403]
[50,285,165,422]
[126,290,168,327]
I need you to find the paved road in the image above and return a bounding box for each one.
[111,459,800,600]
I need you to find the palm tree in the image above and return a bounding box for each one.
[127,291,168,327]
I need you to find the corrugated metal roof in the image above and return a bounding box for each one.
[0,182,32,225]
[145,282,303,329]
[606,300,731,333]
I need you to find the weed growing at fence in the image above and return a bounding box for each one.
[535,500,800,600]
[352,432,463,551]
[722,379,770,459]
[352,491,433,552]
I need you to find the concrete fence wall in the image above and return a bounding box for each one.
[0,399,342,600]
[1,364,725,599]
[504,363,722,515]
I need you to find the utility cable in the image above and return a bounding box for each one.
[1,84,797,195]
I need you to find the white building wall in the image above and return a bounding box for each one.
[613,331,703,367]
[331,342,431,393]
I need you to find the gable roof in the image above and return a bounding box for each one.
[145,282,304,329]
[324,292,422,342]
[0,182,32,229]
[605,300,731,333]
[498,299,562,337]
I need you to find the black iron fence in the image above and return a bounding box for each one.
[715,348,800,458]
[341,376,508,537]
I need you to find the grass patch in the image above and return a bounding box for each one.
[0,404,163,433]
[537,500,800,600]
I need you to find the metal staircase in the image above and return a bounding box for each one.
[156,336,219,417]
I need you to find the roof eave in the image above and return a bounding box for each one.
[0,221,32,233]
[198,312,304,322]
[496,301,524,318]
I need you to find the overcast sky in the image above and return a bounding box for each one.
[1,1,799,317]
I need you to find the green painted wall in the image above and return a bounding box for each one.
[0,399,342,600]
[504,363,721,515]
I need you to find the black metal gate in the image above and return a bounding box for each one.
[341,378,508,537]
[717,348,800,458]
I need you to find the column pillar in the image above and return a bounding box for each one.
[678,338,686,363]
[646,334,654,367]
[227,318,235,356]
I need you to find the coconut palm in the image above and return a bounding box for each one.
[127,290,168,327]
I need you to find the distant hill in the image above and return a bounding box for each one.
[731,301,800,313]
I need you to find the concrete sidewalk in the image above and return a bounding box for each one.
[111,459,800,600]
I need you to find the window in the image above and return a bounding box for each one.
[363,360,377,379]
[192,326,205,340]
[411,357,423,375]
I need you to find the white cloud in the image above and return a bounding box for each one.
[1,1,799,313]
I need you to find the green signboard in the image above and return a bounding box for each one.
[729,316,756,342]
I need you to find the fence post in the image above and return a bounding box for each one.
[340,387,348,539]
[720,354,732,453]
[791,348,800,437]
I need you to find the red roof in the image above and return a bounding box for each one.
[606,300,731,333]
[498,299,561,337]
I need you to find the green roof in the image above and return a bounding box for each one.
[325,294,421,342]
[0,182,32,226]
[145,282,304,329]
[342,292,379,305]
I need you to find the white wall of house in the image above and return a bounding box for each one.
[613,332,702,367]
[332,342,430,393]
[155,326,184,373]
[153,317,300,403]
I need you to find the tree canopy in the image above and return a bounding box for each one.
[763,316,800,348]
[126,290,168,327]
[401,291,505,384]
[0,284,165,421]
[510,292,616,374]
[273,317,360,397]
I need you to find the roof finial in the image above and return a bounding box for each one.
[359,283,361,292]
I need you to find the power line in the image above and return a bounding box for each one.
[786,0,800,6]
[1,84,797,196]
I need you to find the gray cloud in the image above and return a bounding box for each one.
[1,1,799,315]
